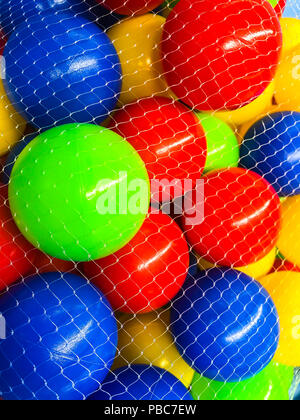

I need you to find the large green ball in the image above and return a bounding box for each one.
[9,124,150,262]
[191,361,293,401]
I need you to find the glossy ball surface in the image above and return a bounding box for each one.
[170,268,280,382]
[0,272,118,400]
[4,13,122,129]
[84,211,189,313]
[161,0,282,111]
[110,97,207,201]
[88,365,193,400]
[181,168,281,267]
[240,112,300,197]
[9,124,150,262]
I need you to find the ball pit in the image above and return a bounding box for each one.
[0,0,299,402]
[8,124,150,261]
[4,13,122,129]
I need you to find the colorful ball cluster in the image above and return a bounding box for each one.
[0,0,298,402]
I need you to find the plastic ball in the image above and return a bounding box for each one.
[100,0,163,15]
[197,247,276,279]
[3,13,122,129]
[0,80,26,157]
[2,133,36,184]
[161,0,282,111]
[0,184,37,291]
[87,365,193,400]
[259,271,300,367]
[170,268,280,382]
[0,272,118,400]
[0,0,101,35]
[194,113,239,173]
[273,0,286,17]
[181,168,281,267]
[211,81,275,129]
[84,210,189,313]
[9,124,150,262]
[109,97,207,201]
[274,45,300,111]
[113,311,195,387]
[280,17,300,56]
[191,361,293,400]
[107,15,174,106]
[277,195,300,266]
[161,0,286,19]
[240,112,300,196]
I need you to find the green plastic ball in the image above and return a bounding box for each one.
[191,361,293,401]
[9,124,150,262]
[195,113,239,174]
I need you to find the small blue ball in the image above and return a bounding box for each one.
[170,268,280,382]
[239,112,300,197]
[88,365,193,400]
[3,12,122,129]
[0,272,118,400]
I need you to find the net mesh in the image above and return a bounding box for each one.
[0,0,299,401]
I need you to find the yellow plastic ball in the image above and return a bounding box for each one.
[107,14,175,106]
[0,80,26,156]
[112,311,194,388]
[210,81,275,129]
[197,247,276,279]
[259,271,300,367]
[274,45,300,111]
[277,196,300,266]
[280,18,300,57]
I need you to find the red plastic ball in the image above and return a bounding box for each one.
[109,97,207,201]
[84,210,189,313]
[274,0,286,17]
[99,0,163,15]
[181,168,281,267]
[161,0,282,111]
[0,184,37,291]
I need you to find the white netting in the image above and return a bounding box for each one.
[0,0,299,401]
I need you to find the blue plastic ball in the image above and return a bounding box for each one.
[87,365,193,400]
[3,13,122,129]
[0,272,118,400]
[0,0,99,35]
[239,112,300,197]
[2,133,36,184]
[170,268,280,382]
